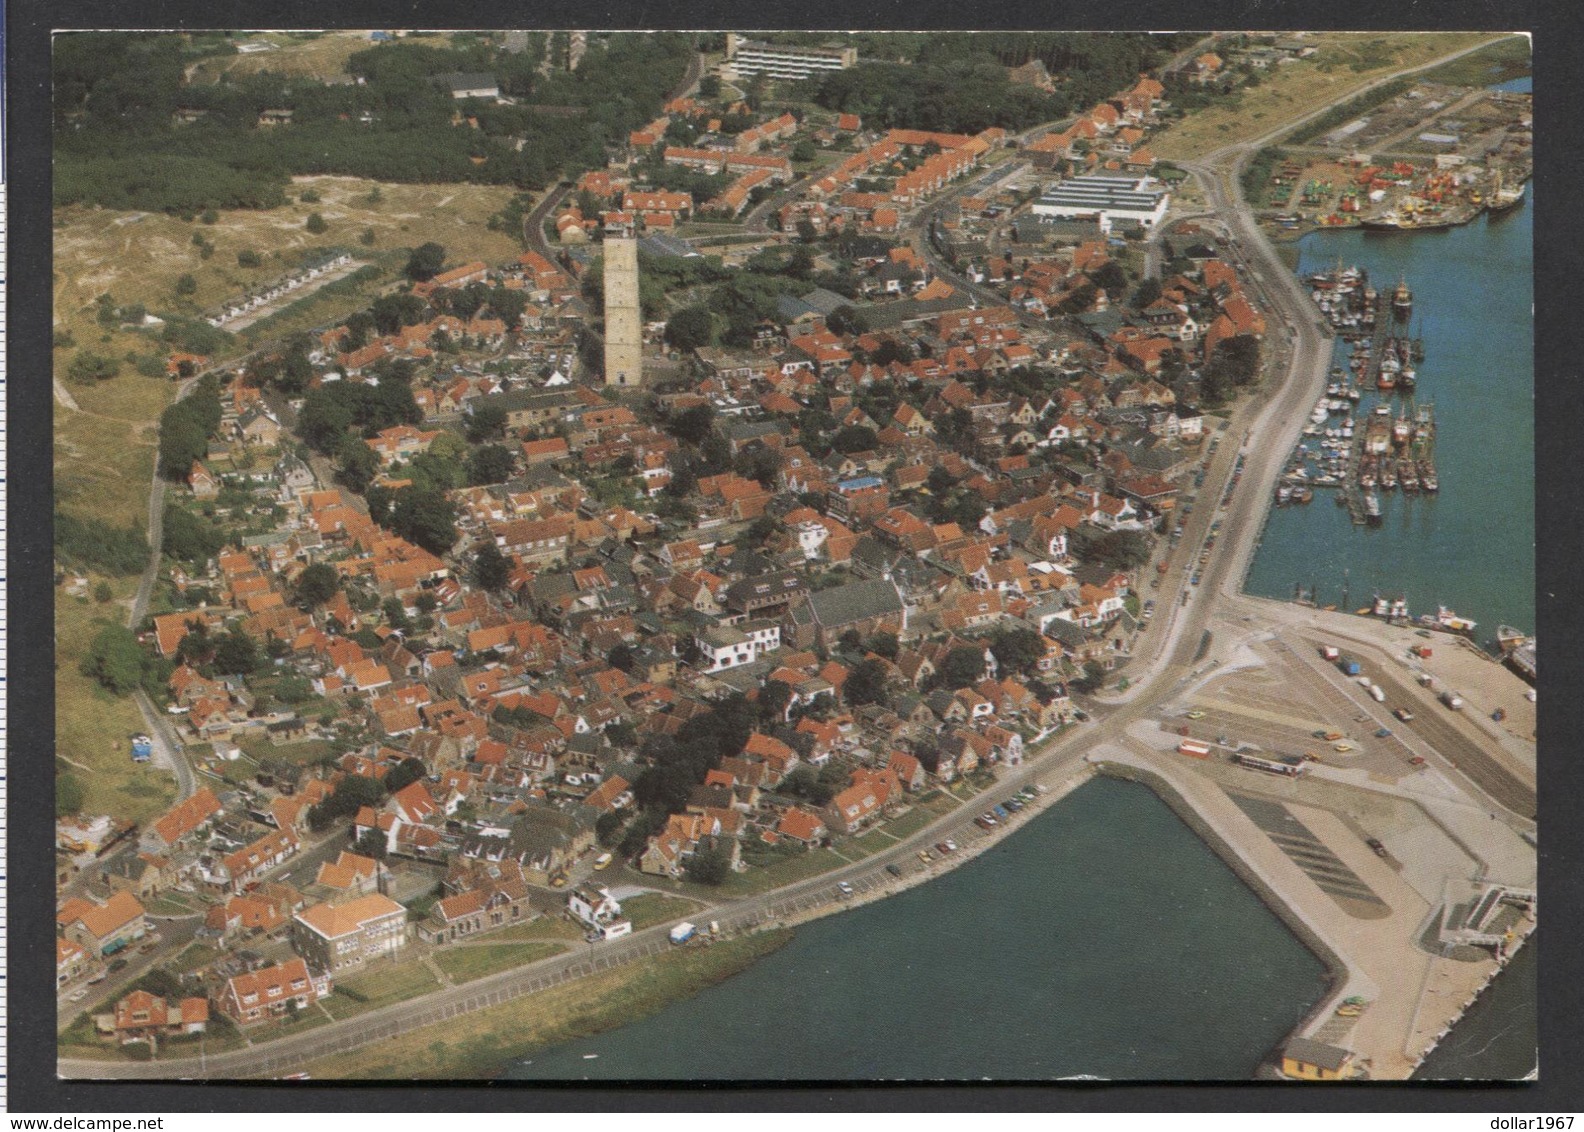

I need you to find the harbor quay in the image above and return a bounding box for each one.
[1093,738,1530,1081]
[1092,586,1535,1081]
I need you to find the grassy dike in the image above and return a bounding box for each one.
[298,929,793,1080]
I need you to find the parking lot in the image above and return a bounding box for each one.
[1164,637,1416,784]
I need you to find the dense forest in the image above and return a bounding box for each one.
[53,32,696,212]
[804,32,1191,133]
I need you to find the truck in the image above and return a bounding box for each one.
[669,922,697,945]
[1177,738,1212,759]
[1368,685,1386,703]
[1440,691,1464,711]
[130,734,153,763]
[1338,657,1362,677]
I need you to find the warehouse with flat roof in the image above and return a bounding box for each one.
[1031,174,1171,233]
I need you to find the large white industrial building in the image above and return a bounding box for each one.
[1031,174,1171,233]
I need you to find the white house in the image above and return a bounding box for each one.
[696,625,758,673]
[567,884,622,928]
[794,519,829,560]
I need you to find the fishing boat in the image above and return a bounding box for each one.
[1419,605,1477,635]
[1398,367,1416,391]
[1392,414,1411,447]
[1391,277,1413,321]
[1418,458,1438,492]
[1489,182,1525,212]
[1496,625,1531,653]
[1487,170,1526,214]
[1364,490,1382,525]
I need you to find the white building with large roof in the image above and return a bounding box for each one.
[1031,174,1170,233]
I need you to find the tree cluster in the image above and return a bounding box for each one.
[54,32,696,212]
[156,376,223,481]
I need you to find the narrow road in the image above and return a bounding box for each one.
[123,372,207,802]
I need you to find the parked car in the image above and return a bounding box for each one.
[1393,708,1415,722]
[837,881,854,897]
[68,988,89,1002]
[885,863,903,878]
[944,839,958,852]
[1375,727,1393,738]
[1366,838,1388,858]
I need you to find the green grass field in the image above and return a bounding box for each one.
[711,846,851,898]
[432,942,566,984]
[55,586,175,824]
[1150,33,1505,161]
[319,957,441,1021]
[301,930,793,1080]
[478,918,584,944]
[619,893,703,930]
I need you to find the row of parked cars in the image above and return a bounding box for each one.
[975,785,1040,830]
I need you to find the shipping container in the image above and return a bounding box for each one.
[1177,738,1212,758]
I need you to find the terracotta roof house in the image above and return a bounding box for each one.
[215,957,330,1026]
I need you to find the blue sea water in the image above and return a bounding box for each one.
[1244,81,1534,641]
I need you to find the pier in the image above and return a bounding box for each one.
[1283,283,1438,526]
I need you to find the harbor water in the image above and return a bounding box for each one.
[507,777,1330,1081]
[1244,111,1534,642]
[1251,75,1536,1081]
[1413,935,1538,1081]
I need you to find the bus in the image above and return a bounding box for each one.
[1177,738,1212,759]
[1232,752,1306,778]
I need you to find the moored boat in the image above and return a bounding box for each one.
[1391,276,1413,321]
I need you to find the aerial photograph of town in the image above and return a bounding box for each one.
[49,28,1535,1084]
